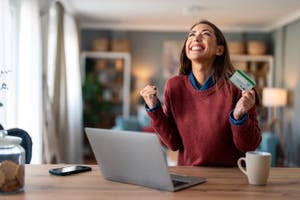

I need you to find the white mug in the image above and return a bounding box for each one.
[237,151,271,185]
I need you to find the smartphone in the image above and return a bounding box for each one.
[49,165,92,176]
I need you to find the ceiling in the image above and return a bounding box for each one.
[59,0,300,32]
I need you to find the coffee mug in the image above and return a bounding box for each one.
[237,151,271,185]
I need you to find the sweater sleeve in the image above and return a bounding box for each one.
[230,104,262,153]
[147,80,183,151]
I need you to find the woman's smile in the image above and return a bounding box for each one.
[189,43,205,52]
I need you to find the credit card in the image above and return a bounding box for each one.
[229,69,256,90]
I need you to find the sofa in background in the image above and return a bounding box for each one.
[112,105,152,132]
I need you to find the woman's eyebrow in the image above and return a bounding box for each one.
[189,29,212,33]
[201,29,212,33]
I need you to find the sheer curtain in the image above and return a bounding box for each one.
[0,0,43,163]
[1,0,82,164]
[17,0,43,164]
[0,0,18,125]
[43,1,83,163]
[63,8,83,163]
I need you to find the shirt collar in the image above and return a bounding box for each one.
[189,71,215,90]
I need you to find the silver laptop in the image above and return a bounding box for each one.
[85,128,206,192]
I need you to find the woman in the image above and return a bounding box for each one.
[140,20,261,166]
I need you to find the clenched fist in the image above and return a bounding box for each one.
[140,85,159,109]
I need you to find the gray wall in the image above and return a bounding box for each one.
[273,19,300,167]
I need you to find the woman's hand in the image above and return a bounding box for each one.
[140,85,158,109]
[233,90,256,120]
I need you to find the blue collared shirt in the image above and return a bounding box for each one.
[189,71,214,90]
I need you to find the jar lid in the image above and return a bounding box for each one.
[0,135,22,146]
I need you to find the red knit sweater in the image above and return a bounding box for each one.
[148,75,262,166]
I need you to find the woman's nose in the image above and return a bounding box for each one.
[193,34,202,41]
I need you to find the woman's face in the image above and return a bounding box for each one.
[185,23,223,63]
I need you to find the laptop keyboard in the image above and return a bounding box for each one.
[170,173,189,187]
[172,179,188,187]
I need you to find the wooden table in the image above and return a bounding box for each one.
[2,165,300,200]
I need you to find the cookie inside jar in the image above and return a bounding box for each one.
[0,131,25,194]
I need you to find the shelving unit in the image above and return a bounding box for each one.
[80,51,131,164]
[231,54,274,88]
[81,51,131,121]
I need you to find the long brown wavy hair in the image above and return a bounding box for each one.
[179,20,235,87]
[178,20,261,105]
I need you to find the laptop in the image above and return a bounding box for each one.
[85,128,206,192]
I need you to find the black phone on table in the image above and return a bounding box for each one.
[49,165,92,176]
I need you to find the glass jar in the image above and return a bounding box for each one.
[0,130,25,194]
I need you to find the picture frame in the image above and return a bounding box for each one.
[162,40,184,78]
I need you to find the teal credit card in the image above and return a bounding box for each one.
[229,70,256,90]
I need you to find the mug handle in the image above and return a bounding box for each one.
[237,157,247,176]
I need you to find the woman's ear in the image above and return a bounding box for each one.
[216,45,224,56]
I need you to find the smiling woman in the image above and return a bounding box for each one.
[140,20,262,167]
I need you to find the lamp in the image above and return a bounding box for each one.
[262,87,287,165]
[262,87,287,107]
[262,87,287,125]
